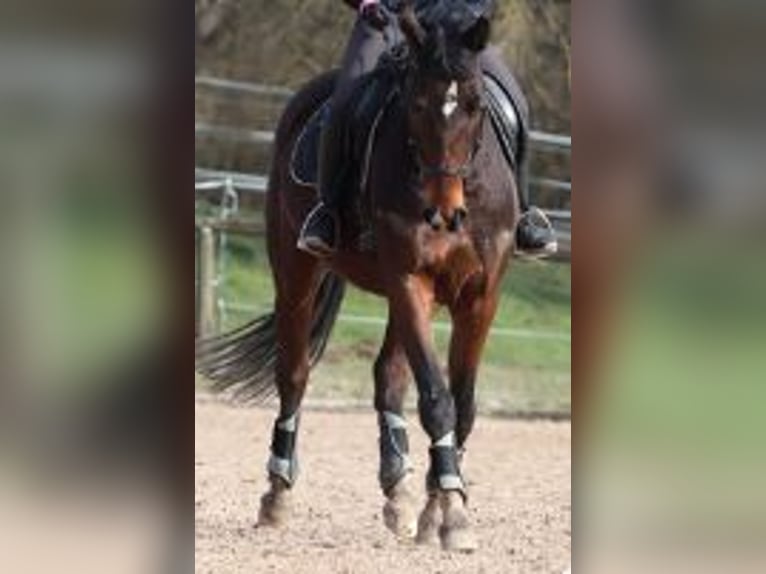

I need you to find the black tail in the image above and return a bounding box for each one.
[195,272,345,402]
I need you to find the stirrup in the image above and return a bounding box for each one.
[514,206,558,259]
[296,202,339,258]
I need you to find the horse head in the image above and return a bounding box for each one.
[398,1,491,232]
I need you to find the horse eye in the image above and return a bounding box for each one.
[412,99,429,114]
[463,96,485,114]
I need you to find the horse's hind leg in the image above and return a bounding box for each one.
[257,251,321,527]
[374,312,418,539]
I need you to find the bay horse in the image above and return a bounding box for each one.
[196,4,520,552]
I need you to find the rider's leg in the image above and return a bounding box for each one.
[479,47,558,258]
[298,18,387,256]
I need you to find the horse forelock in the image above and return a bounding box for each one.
[412,23,478,83]
[408,0,489,82]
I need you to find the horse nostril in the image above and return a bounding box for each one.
[423,207,445,230]
[448,207,468,232]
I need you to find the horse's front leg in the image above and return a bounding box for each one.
[449,290,499,454]
[441,290,500,544]
[386,274,476,552]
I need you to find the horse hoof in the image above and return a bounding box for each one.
[415,520,440,547]
[382,476,418,539]
[439,491,477,552]
[415,496,441,547]
[257,489,291,528]
[383,498,417,539]
[439,522,478,553]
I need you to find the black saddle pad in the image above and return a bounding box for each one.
[290,70,397,192]
[290,102,327,188]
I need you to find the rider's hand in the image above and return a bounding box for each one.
[360,0,390,31]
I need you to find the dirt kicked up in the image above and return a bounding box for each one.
[195,397,571,574]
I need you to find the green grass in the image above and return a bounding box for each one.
[203,232,571,415]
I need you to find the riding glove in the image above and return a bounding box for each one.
[360,0,390,30]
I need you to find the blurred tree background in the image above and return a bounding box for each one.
[195,0,571,176]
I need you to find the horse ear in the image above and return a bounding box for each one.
[399,4,427,50]
[462,17,491,52]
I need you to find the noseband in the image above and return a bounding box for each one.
[410,125,483,182]
[408,107,486,232]
[406,91,487,183]
[392,40,487,230]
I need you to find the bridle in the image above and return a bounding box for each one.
[403,82,487,188]
[381,12,486,185]
[404,84,487,231]
[382,8,488,230]
[409,121,484,182]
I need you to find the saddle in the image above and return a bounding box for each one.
[290,66,525,250]
[290,67,397,197]
[484,73,524,178]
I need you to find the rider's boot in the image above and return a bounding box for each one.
[515,206,558,258]
[297,114,344,258]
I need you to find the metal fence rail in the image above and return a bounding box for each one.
[225,301,570,342]
[196,75,295,98]
[195,168,268,192]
